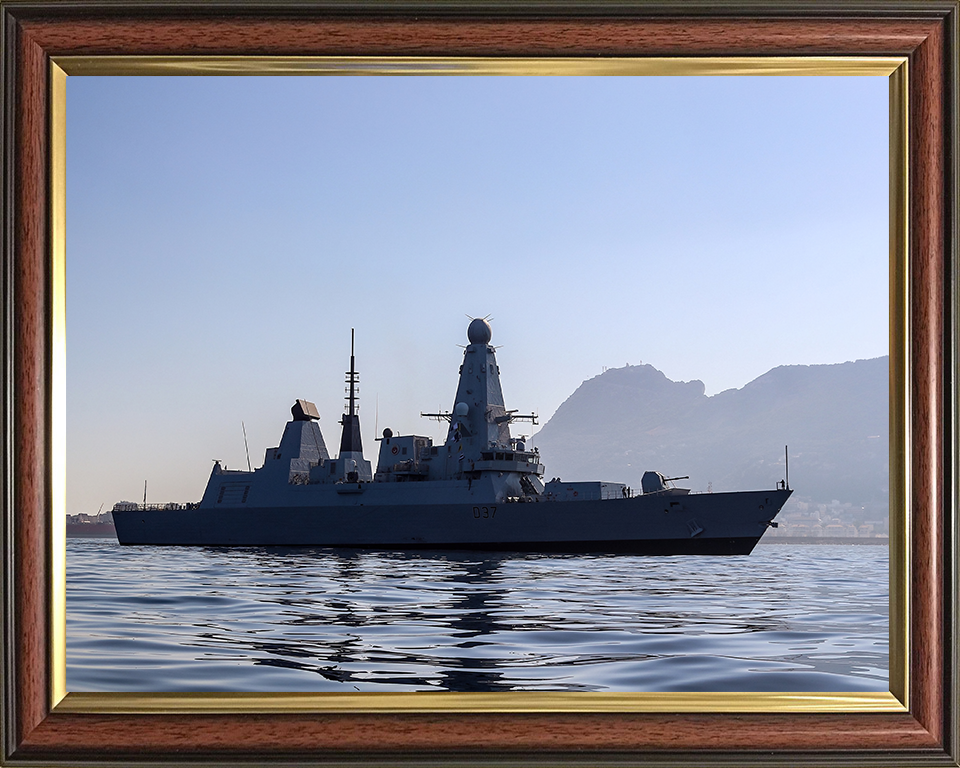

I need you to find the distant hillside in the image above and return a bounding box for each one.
[530,357,888,508]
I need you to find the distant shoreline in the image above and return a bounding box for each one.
[759,537,888,545]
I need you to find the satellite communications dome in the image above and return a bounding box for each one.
[467,318,492,345]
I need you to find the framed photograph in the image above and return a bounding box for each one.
[2,3,956,765]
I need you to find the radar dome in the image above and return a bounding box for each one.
[454,402,469,417]
[467,318,492,345]
[382,428,393,439]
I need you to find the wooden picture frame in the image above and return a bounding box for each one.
[2,3,957,765]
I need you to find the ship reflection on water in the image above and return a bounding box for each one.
[240,551,521,691]
[66,540,888,693]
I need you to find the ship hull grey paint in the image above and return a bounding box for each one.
[112,320,792,554]
[113,488,790,554]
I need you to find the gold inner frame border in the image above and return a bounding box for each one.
[49,55,909,715]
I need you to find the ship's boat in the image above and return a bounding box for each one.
[112,319,791,553]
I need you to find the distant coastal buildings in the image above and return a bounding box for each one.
[66,512,116,538]
[762,498,889,540]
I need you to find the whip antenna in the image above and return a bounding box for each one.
[785,445,789,490]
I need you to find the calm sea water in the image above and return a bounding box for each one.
[67,540,888,693]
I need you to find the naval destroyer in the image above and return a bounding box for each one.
[112,319,791,553]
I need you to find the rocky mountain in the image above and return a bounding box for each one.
[530,357,888,509]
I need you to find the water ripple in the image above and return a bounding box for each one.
[67,541,888,692]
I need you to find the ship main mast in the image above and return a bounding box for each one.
[337,328,371,480]
[339,329,363,455]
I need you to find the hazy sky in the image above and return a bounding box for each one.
[66,75,888,514]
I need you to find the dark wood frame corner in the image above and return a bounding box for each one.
[2,3,957,765]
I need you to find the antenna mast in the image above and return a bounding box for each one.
[338,328,364,456]
[242,421,252,472]
[346,328,358,417]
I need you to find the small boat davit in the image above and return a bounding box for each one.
[112,319,791,553]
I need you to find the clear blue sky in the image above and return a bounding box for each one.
[66,75,888,513]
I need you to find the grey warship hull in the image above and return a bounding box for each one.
[112,320,792,553]
[113,488,790,553]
